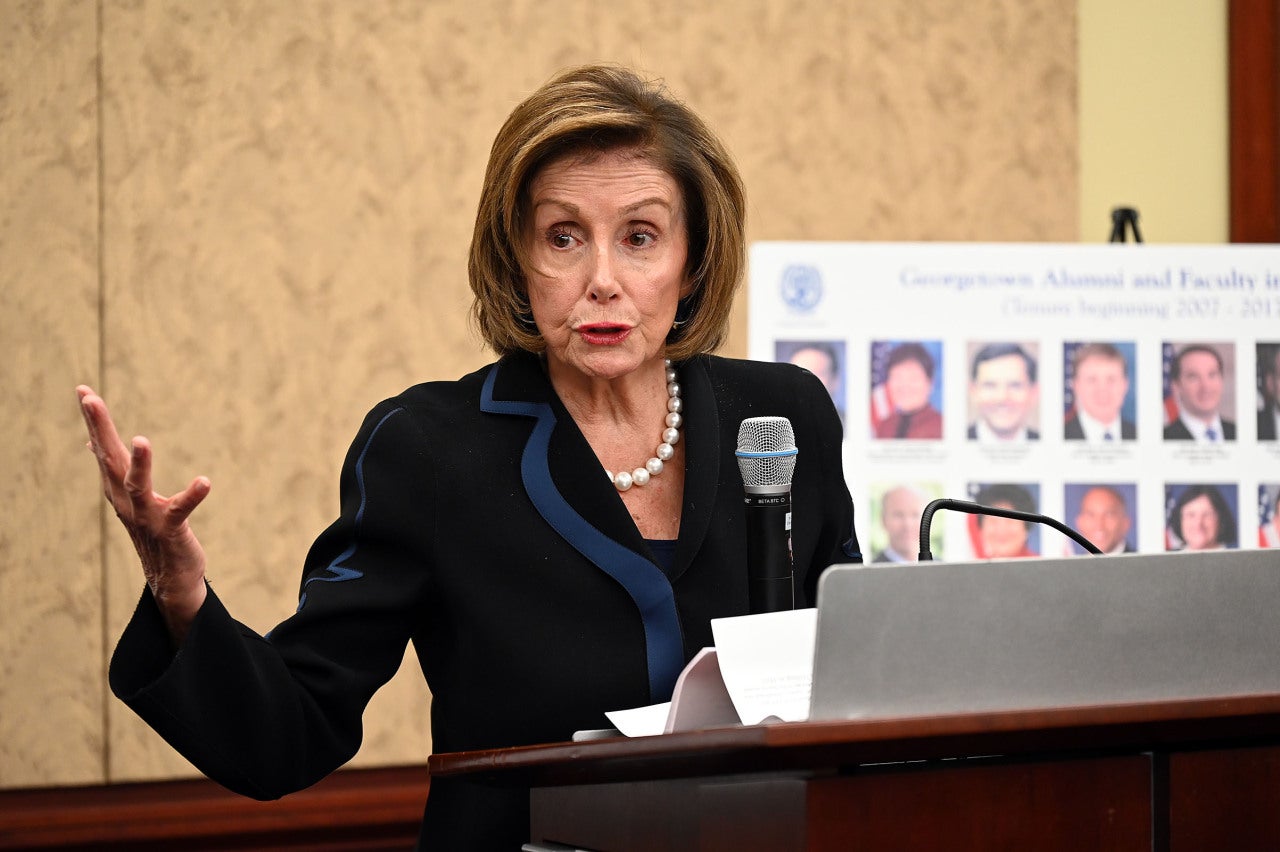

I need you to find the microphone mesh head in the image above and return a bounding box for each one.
[736,416,797,487]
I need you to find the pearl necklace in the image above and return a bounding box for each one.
[606,360,683,492]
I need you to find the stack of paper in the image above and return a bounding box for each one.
[597,608,817,738]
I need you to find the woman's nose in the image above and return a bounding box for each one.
[588,245,620,301]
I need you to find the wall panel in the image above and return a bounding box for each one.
[97,0,459,779]
[0,0,105,787]
[1,0,1079,788]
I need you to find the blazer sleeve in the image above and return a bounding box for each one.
[108,400,436,800]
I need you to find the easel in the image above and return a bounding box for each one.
[1108,206,1143,242]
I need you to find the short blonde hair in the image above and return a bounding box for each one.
[469,64,746,360]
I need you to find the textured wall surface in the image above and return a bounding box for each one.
[0,1,105,787]
[2,0,1076,788]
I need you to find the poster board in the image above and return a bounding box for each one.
[747,243,1280,562]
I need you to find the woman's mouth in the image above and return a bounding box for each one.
[577,323,632,345]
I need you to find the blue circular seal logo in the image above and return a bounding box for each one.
[780,264,823,312]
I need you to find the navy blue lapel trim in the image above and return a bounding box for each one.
[479,362,685,701]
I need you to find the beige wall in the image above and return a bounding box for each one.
[0,0,1218,789]
[1,1,105,787]
[1079,0,1228,242]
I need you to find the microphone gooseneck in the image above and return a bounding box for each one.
[736,417,798,613]
[916,497,1103,561]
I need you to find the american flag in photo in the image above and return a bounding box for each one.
[869,340,895,426]
[1165,485,1184,550]
[1063,341,1080,421]
[1260,485,1280,548]
[1162,342,1179,426]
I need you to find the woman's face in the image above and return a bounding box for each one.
[524,148,690,384]
[887,360,932,414]
[1178,494,1221,550]
[980,503,1029,558]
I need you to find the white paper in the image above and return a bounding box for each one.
[710,608,817,725]
[662,647,740,733]
[601,612,818,736]
[601,647,744,737]
[604,701,671,738]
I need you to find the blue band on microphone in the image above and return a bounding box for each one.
[480,364,685,701]
[734,449,799,458]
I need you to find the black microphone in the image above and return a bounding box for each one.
[736,416,798,613]
[916,498,1102,561]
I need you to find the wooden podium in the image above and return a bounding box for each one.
[429,694,1280,851]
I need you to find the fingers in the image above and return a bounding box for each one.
[78,388,131,482]
[79,393,130,510]
[76,387,211,529]
[122,436,153,509]
[168,476,212,526]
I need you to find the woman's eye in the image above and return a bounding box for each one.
[549,230,574,249]
[627,230,655,247]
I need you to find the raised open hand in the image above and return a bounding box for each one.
[78,385,210,644]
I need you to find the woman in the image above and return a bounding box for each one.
[969,482,1038,559]
[78,65,858,849]
[873,342,943,440]
[1167,484,1237,551]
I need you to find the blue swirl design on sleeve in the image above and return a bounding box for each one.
[480,365,684,701]
[296,407,405,612]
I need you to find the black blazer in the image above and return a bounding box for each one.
[1064,414,1135,441]
[1259,406,1278,441]
[1163,417,1236,441]
[109,351,857,850]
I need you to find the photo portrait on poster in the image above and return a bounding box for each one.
[1065,482,1137,555]
[870,340,944,440]
[966,341,1041,442]
[1259,484,1280,548]
[750,243,1280,561]
[1162,342,1237,442]
[1257,342,1280,442]
[869,481,943,563]
[775,339,847,423]
[1164,483,1239,551]
[1063,341,1136,442]
[966,481,1040,559]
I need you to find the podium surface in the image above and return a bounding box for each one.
[430,694,1280,851]
[812,550,1280,719]
[434,551,1280,849]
